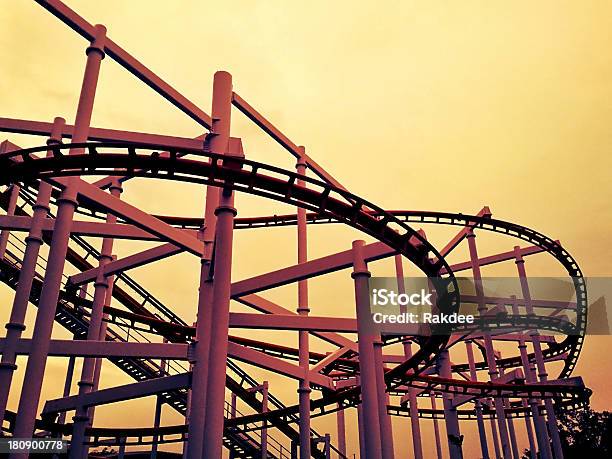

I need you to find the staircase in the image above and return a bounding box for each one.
[0,187,337,458]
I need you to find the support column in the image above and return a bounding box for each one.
[186,184,219,458]
[465,341,490,459]
[514,247,563,459]
[261,381,269,459]
[466,230,512,459]
[356,404,366,459]
[70,179,122,459]
[429,393,443,459]
[151,353,167,459]
[373,338,394,459]
[0,117,65,426]
[201,70,237,458]
[511,296,537,459]
[335,404,346,457]
[295,151,312,459]
[439,349,463,459]
[499,366,520,459]
[10,26,106,449]
[394,255,423,459]
[352,240,382,458]
[489,412,502,459]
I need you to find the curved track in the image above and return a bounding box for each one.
[0,141,590,448]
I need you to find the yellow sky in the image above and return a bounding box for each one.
[1,1,611,457]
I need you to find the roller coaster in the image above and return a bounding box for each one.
[0,1,591,458]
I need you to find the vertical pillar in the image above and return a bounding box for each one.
[10,25,106,449]
[373,338,394,459]
[151,348,167,459]
[0,117,65,425]
[0,183,19,259]
[489,412,502,459]
[511,295,537,459]
[70,179,121,459]
[465,341,490,459]
[335,404,346,457]
[261,381,269,459]
[187,184,219,458]
[429,393,443,459]
[514,247,563,459]
[394,255,423,459]
[352,240,382,457]
[499,367,520,459]
[439,349,463,459]
[356,404,366,459]
[466,229,512,459]
[295,151,312,459]
[201,70,237,458]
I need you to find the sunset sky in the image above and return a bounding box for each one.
[1,1,611,457]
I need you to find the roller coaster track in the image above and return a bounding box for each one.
[0,141,590,449]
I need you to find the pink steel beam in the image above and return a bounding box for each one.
[236,294,358,351]
[0,116,205,151]
[0,339,188,359]
[35,0,213,129]
[43,373,190,414]
[0,215,166,241]
[68,243,182,286]
[63,178,205,255]
[228,313,359,332]
[231,240,395,298]
[226,344,333,392]
[232,92,347,191]
[441,243,552,274]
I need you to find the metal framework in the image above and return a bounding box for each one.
[0,1,591,458]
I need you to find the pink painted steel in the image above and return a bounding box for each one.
[465,340,491,459]
[10,26,106,449]
[0,6,593,459]
[296,151,312,459]
[0,117,64,425]
[514,247,564,459]
[70,178,122,459]
[201,70,236,458]
[394,254,424,459]
[467,230,513,459]
[352,240,383,457]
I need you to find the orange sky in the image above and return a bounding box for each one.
[1,1,611,458]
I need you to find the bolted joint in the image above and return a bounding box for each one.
[214,205,237,217]
[31,202,50,213]
[24,233,44,245]
[72,414,90,423]
[86,24,107,58]
[77,380,94,389]
[6,322,26,332]
[0,362,18,371]
[94,279,109,289]
[351,269,371,279]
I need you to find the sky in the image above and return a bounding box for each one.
[1,1,611,458]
